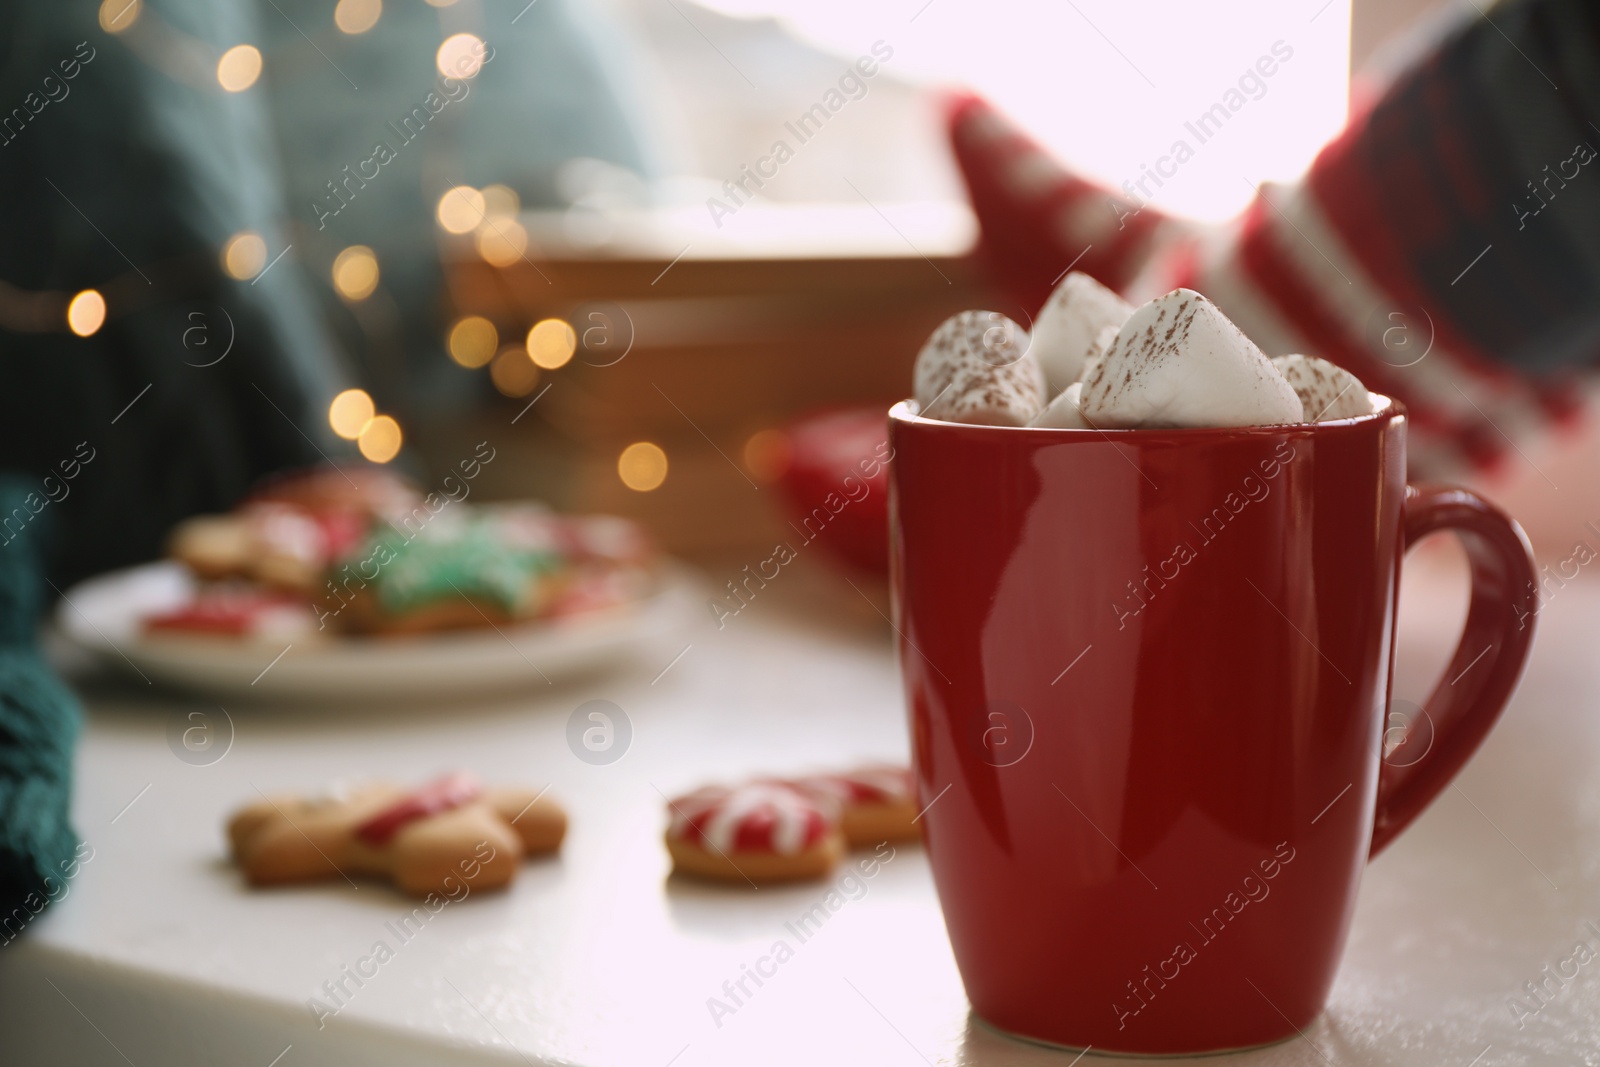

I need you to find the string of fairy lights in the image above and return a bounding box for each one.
[18,0,690,493]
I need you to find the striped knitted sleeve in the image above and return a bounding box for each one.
[1174,0,1600,473]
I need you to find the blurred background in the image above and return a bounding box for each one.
[5,0,1591,575]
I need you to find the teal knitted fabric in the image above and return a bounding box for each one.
[0,478,81,939]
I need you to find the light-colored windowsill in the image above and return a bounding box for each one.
[453,201,978,263]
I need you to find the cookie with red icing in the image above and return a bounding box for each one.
[664,781,844,884]
[228,772,565,897]
[143,585,316,640]
[789,764,920,846]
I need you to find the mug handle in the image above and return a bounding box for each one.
[1369,484,1539,857]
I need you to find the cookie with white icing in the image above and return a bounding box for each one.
[1080,289,1304,429]
[789,765,920,846]
[913,310,1046,427]
[665,782,844,884]
[167,503,367,593]
[1030,272,1134,395]
[1272,354,1371,421]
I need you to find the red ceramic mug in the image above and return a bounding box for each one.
[888,396,1536,1055]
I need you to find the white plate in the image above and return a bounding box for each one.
[52,560,695,702]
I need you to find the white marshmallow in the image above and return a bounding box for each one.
[1030,382,1094,428]
[1080,289,1304,429]
[914,310,1046,427]
[1029,272,1134,395]
[1078,324,1118,392]
[1272,354,1371,421]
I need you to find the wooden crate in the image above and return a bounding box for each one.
[436,242,997,557]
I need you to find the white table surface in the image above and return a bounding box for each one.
[3,549,1598,1066]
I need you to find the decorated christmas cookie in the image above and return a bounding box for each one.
[167,503,366,593]
[789,765,920,846]
[143,585,316,640]
[228,772,566,897]
[329,511,562,634]
[665,782,844,884]
[165,481,658,638]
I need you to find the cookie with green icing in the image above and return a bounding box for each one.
[323,509,563,634]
